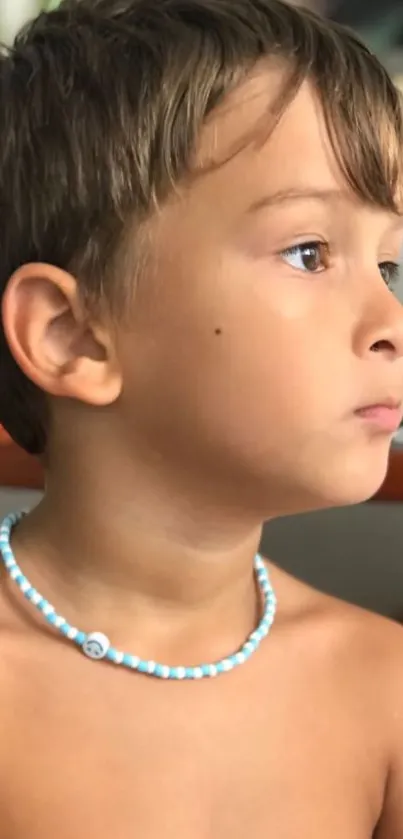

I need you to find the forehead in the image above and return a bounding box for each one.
[194,69,344,205]
[148,73,344,274]
[152,66,402,252]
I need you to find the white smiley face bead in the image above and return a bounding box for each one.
[82,632,110,660]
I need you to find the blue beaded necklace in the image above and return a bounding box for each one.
[0,510,276,680]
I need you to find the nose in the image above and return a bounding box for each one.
[354,277,403,362]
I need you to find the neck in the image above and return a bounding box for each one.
[11,438,265,666]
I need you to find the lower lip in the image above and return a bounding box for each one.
[355,406,402,432]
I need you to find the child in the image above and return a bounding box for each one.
[1,0,403,835]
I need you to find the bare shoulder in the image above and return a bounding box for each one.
[266,561,403,836]
[267,558,403,692]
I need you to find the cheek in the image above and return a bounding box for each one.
[189,288,333,427]
[120,251,347,451]
[148,306,335,459]
[201,330,323,446]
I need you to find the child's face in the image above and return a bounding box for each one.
[116,70,403,515]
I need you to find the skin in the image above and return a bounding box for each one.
[1,67,403,837]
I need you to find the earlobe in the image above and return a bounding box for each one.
[2,263,122,407]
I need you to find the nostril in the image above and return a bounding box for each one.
[370,340,395,353]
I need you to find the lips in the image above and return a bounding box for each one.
[355,401,403,432]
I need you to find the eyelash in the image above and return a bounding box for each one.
[280,240,401,290]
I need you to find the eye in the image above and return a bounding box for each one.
[281,241,330,273]
[379,261,401,291]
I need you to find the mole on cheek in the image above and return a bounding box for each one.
[214,328,223,335]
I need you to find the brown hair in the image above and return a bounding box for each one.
[0,0,402,455]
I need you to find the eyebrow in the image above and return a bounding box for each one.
[247,188,346,213]
[247,187,403,230]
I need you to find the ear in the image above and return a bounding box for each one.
[2,263,122,406]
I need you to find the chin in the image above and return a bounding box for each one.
[314,448,392,509]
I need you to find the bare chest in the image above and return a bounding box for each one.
[1,658,381,839]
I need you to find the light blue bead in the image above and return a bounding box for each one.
[184,667,194,679]
[154,663,165,678]
[122,653,133,667]
[108,648,120,663]
[137,660,149,673]
[201,664,211,677]
[75,631,86,646]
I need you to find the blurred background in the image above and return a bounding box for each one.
[0,1,58,45]
[1,0,403,620]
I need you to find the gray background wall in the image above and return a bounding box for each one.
[262,503,403,620]
[1,486,402,621]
